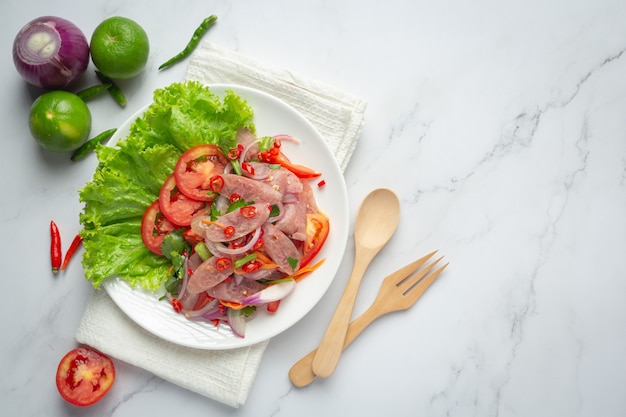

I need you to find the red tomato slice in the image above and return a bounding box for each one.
[183,228,203,246]
[55,347,115,407]
[300,212,330,268]
[141,200,177,255]
[174,144,229,201]
[159,174,209,227]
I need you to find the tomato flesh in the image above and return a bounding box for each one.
[174,144,228,201]
[300,212,330,268]
[141,200,177,255]
[159,174,209,227]
[56,347,115,407]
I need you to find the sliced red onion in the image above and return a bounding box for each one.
[272,134,301,144]
[239,138,261,166]
[207,227,262,255]
[13,16,89,89]
[241,279,295,305]
[227,308,247,338]
[177,255,191,300]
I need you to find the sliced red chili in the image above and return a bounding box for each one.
[240,205,257,218]
[317,179,326,187]
[215,257,232,271]
[267,300,281,313]
[242,162,255,176]
[171,298,182,313]
[224,225,235,238]
[227,144,244,160]
[229,193,242,204]
[209,175,224,193]
[242,260,262,273]
[252,237,264,250]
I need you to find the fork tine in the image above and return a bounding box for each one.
[385,250,438,284]
[397,255,443,292]
[402,261,449,301]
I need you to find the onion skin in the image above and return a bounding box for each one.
[13,16,89,89]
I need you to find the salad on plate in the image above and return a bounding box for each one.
[79,81,330,338]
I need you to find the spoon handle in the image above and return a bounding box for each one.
[289,298,380,386]
[311,245,375,378]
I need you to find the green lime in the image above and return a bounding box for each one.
[90,16,150,79]
[29,91,92,152]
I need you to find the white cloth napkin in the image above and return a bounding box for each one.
[75,41,367,408]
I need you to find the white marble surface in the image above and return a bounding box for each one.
[2,0,626,415]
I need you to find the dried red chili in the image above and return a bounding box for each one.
[50,220,62,273]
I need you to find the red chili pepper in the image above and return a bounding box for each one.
[242,260,262,273]
[227,146,241,160]
[223,225,235,238]
[317,179,326,187]
[229,193,241,204]
[267,300,281,313]
[215,257,232,271]
[171,298,182,313]
[240,205,257,218]
[218,303,227,315]
[252,237,264,251]
[61,234,83,271]
[50,221,62,273]
[242,162,255,176]
[258,142,321,179]
[209,175,224,193]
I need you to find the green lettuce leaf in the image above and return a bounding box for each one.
[79,81,255,290]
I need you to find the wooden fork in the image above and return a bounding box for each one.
[288,250,448,387]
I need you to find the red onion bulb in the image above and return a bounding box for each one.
[12,16,89,89]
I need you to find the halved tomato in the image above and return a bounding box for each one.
[173,144,229,201]
[159,174,209,227]
[300,212,330,268]
[141,200,178,255]
[55,347,115,407]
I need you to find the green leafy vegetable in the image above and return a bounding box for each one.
[287,257,298,271]
[79,81,255,290]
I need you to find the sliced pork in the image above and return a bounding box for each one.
[262,223,301,274]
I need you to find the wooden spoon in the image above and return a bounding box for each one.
[311,188,400,378]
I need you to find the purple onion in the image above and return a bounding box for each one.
[12,16,89,89]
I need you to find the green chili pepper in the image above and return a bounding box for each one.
[76,83,111,101]
[95,71,127,107]
[158,15,218,71]
[71,128,117,161]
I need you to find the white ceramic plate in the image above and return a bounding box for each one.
[102,84,349,349]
